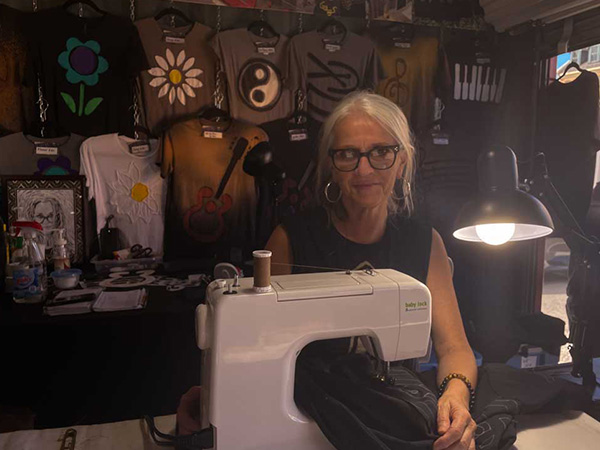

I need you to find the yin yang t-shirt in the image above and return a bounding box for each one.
[211,29,293,125]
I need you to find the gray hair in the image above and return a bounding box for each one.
[315,91,416,218]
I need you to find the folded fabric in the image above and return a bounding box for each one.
[295,354,594,450]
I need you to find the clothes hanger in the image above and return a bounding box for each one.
[119,125,157,141]
[155,6,193,27]
[26,120,68,140]
[247,10,278,39]
[287,90,308,128]
[247,20,278,39]
[62,0,105,16]
[198,105,230,123]
[556,61,583,81]
[387,22,414,41]
[318,18,346,37]
[318,18,347,45]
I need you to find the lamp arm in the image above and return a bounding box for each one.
[523,152,600,389]
[523,153,594,254]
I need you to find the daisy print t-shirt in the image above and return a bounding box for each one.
[136,18,217,135]
[80,134,167,255]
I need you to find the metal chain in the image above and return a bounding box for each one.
[259,9,265,21]
[36,78,49,137]
[213,67,225,109]
[297,13,303,34]
[129,0,140,138]
[78,2,83,17]
[129,0,136,22]
[213,4,224,109]
[216,6,222,33]
[32,0,38,12]
[296,89,305,111]
[170,0,175,28]
[133,99,141,127]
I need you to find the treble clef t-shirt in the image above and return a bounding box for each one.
[288,30,384,122]
[374,34,440,135]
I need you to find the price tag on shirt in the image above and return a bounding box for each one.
[521,355,537,368]
[432,131,450,146]
[288,129,308,142]
[35,146,58,156]
[257,47,276,56]
[164,36,186,45]
[203,130,223,139]
[324,43,341,53]
[128,141,151,155]
[392,37,411,48]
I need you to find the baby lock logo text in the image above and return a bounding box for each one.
[405,301,428,312]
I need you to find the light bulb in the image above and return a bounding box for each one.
[475,223,516,246]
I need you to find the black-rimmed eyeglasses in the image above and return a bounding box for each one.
[328,145,401,172]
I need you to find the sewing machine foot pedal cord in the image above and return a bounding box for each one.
[144,416,213,450]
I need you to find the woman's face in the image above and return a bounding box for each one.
[330,113,406,211]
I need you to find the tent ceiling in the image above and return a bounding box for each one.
[480,0,600,32]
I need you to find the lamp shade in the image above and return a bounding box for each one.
[453,146,554,244]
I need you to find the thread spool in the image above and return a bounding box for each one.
[253,250,272,292]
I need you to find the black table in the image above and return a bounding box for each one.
[0,284,204,428]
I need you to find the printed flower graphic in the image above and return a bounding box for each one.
[58,37,109,116]
[109,162,164,224]
[35,156,78,176]
[148,49,203,106]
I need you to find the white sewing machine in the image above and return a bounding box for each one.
[196,269,431,450]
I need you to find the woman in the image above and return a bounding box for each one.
[178,92,477,450]
[265,91,477,450]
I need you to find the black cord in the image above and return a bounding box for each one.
[143,416,214,450]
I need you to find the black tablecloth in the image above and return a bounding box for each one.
[0,284,205,428]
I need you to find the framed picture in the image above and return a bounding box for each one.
[3,176,86,264]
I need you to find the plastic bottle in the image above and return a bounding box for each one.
[52,229,70,271]
[12,221,47,304]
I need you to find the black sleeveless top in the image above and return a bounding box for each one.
[283,207,433,359]
[282,207,432,283]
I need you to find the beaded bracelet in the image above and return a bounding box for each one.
[438,373,476,410]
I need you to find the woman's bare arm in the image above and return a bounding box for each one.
[265,225,293,275]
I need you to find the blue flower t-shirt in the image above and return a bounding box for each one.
[0,132,83,176]
[26,8,148,137]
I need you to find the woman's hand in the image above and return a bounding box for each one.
[176,386,203,435]
[433,391,477,450]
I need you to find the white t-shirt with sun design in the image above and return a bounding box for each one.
[80,134,167,255]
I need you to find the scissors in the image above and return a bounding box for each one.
[131,244,153,259]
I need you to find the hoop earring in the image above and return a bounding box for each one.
[393,178,411,201]
[325,181,342,203]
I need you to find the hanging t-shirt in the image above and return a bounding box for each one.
[136,18,217,135]
[159,118,268,262]
[0,5,28,134]
[0,132,83,176]
[288,30,384,122]
[259,117,321,221]
[80,134,166,255]
[211,29,293,125]
[435,34,512,161]
[374,33,439,134]
[536,71,600,227]
[26,8,147,137]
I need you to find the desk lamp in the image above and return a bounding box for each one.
[453,146,600,389]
